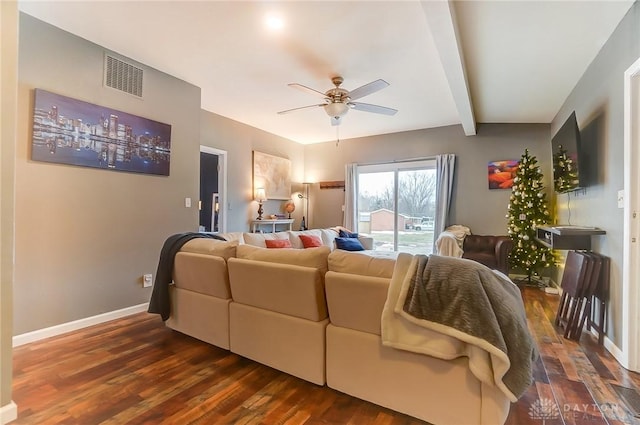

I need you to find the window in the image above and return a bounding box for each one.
[357,159,436,254]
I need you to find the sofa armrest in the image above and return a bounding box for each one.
[358,236,374,250]
[494,237,513,274]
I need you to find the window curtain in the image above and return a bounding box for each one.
[343,163,358,230]
[433,154,456,250]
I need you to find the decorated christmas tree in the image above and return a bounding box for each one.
[507,149,553,284]
[552,144,579,192]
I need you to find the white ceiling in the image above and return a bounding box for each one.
[18,1,634,145]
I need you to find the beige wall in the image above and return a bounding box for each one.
[1,0,18,412]
[304,123,552,235]
[199,111,305,232]
[14,14,202,334]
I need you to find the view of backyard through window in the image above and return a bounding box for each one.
[357,161,436,254]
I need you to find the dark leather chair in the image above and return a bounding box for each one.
[462,235,513,275]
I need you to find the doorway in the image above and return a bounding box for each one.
[199,146,227,233]
[622,56,640,372]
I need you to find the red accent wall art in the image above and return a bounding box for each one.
[488,160,519,190]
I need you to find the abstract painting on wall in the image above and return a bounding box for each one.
[31,89,172,176]
[488,159,519,190]
[252,151,292,200]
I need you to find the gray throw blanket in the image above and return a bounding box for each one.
[381,254,538,402]
[148,232,226,321]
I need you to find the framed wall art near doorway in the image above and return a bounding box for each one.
[252,151,291,200]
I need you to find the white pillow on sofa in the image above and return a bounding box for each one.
[287,229,324,249]
[242,232,290,248]
[320,228,340,249]
[236,244,330,272]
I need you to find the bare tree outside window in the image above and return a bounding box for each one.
[398,171,436,218]
[357,164,436,254]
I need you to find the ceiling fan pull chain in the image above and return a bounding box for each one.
[336,125,340,147]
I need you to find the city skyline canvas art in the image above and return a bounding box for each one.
[31,89,172,176]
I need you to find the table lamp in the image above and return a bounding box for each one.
[255,188,267,220]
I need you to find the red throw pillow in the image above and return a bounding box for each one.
[299,234,323,248]
[265,239,292,249]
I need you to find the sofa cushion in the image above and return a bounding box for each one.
[180,239,238,260]
[339,229,359,238]
[217,232,245,244]
[299,234,323,248]
[287,229,324,249]
[335,237,365,251]
[320,228,339,249]
[265,239,292,249]
[236,244,330,273]
[228,259,328,322]
[328,250,396,279]
[325,271,390,335]
[242,232,290,248]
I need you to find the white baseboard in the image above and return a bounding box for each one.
[590,328,624,367]
[13,303,149,347]
[1,401,17,424]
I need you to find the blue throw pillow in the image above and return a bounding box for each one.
[339,229,359,238]
[335,237,365,251]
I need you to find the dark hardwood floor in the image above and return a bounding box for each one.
[12,287,640,424]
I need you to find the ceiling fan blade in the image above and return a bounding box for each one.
[348,79,390,101]
[331,116,341,126]
[288,83,328,99]
[350,102,398,116]
[277,104,326,115]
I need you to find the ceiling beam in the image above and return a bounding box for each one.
[421,0,476,136]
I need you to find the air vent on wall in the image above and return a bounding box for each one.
[104,54,143,98]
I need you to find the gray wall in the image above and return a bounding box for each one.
[1,0,18,411]
[551,3,640,347]
[304,123,552,235]
[199,110,305,232]
[14,14,201,334]
[11,0,637,372]
[13,14,304,339]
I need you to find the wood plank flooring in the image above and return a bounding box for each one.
[12,287,640,424]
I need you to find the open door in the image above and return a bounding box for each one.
[622,57,640,372]
[200,146,227,233]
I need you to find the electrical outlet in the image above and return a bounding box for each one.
[143,273,153,288]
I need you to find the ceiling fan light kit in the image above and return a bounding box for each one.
[324,101,349,118]
[278,75,397,126]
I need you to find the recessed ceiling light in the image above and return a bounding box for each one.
[265,13,285,31]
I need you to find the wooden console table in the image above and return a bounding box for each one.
[251,219,294,233]
[536,225,606,251]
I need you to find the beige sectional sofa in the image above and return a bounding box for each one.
[325,250,510,425]
[228,244,331,385]
[164,230,512,425]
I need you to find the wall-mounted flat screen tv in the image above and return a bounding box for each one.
[552,111,584,193]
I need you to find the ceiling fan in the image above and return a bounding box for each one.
[277,76,398,126]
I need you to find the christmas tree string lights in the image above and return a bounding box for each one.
[552,144,579,193]
[506,149,554,285]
